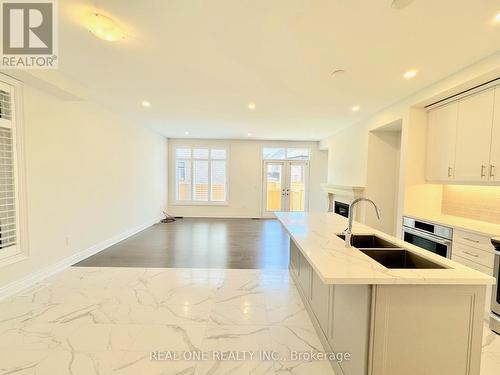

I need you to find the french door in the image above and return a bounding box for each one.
[262,161,309,217]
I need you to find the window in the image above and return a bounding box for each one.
[0,79,24,262]
[262,147,310,160]
[175,147,228,204]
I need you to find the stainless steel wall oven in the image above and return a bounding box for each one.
[402,216,453,258]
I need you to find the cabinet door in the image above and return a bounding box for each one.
[426,102,458,181]
[329,285,371,375]
[289,242,299,275]
[310,271,331,336]
[454,89,495,182]
[490,87,500,182]
[297,252,311,299]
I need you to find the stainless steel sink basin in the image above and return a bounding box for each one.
[359,249,446,269]
[336,234,400,249]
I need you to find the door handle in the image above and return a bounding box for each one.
[463,237,480,244]
[447,167,453,178]
[490,165,496,178]
[481,165,487,178]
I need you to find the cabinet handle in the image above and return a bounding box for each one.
[481,165,486,177]
[447,167,453,178]
[490,165,496,177]
[463,237,480,244]
[462,250,479,258]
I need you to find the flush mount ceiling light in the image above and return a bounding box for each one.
[248,102,256,110]
[391,0,415,9]
[331,69,345,77]
[494,12,500,23]
[351,105,360,112]
[403,69,418,79]
[247,132,253,137]
[141,100,151,108]
[86,13,125,42]
[184,131,189,135]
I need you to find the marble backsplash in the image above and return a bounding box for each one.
[442,185,500,223]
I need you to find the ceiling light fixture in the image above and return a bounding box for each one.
[391,0,415,9]
[331,69,345,77]
[141,100,151,108]
[86,13,125,42]
[494,12,500,23]
[247,133,253,137]
[351,105,360,112]
[184,131,189,135]
[248,102,256,110]
[403,69,417,79]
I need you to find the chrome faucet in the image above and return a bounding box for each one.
[344,198,381,248]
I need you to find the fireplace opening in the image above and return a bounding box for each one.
[334,201,350,218]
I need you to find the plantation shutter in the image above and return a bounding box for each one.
[0,82,16,250]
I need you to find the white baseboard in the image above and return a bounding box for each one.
[0,217,161,301]
[173,215,270,219]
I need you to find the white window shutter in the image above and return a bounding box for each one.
[0,84,16,250]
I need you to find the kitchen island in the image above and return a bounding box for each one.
[275,212,495,375]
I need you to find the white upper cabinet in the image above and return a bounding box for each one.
[425,86,500,184]
[426,102,458,181]
[490,88,500,182]
[454,89,495,182]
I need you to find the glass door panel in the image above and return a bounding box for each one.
[262,160,308,216]
[289,163,306,212]
[264,162,284,213]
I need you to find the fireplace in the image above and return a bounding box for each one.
[321,184,365,220]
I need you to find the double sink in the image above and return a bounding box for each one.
[336,234,445,269]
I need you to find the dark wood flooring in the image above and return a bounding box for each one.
[75,218,290,269]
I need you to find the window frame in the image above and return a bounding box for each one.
[0,74,29,267]
[261,147,311,161]
[173,146,229,206]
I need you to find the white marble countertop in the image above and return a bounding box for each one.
[403,212,500,237]
[275,212,495,285]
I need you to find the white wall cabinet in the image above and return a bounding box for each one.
[426,101,458,181]
[454,90,495,181]
[490,87,500,182]
[426,87,500,184]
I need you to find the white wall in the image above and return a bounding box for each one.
[168,139,328,217]
[0,78,167,290]
[365,130,401,235]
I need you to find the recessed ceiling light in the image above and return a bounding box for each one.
[86,13,125,42]
[494,12,500,23]
[248,102,256,110]
[351,105,360,112]
[141,100,151,108]
[403,70,417,79]
[184,131,189,135]
[247,133,253,137]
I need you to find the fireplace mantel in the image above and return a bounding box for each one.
[321,184,366,215]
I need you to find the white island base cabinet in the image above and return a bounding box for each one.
[289,241,485,375]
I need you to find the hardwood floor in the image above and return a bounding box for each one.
[75,218,290,269]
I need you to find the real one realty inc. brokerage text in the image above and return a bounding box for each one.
[151,350,352,362]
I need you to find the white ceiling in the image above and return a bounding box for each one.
[58,0,500,140]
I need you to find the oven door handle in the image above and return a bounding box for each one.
[494,250,500,257]
[403,228,452,246]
